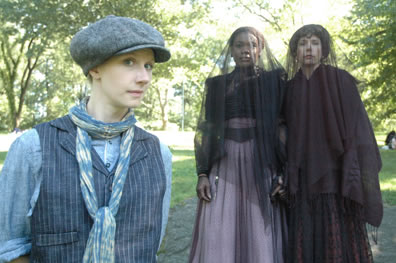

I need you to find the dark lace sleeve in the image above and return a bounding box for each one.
[194,77,225,175]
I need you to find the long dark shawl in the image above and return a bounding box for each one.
[194,67,287,224]
[284,64,383,227]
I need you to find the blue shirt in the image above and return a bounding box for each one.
[0,129,172,262]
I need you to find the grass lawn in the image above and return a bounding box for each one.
[169,147,396,207]
[1,146,395,206]
[169,147,196,207]
[0,151,6,171]
[378,150,396,205]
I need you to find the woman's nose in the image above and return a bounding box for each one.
[136,67,151,84]
[241,47,250,54]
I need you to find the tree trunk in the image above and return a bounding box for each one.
[14,115,21,130]
[155,87,169,131]
[0,36,41,131]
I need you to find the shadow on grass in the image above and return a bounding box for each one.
[381,189,396,206]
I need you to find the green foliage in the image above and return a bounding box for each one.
[0,0,90,130]
[0,0,229,132]
[236,0,395,130]
[0,95,9,131]
[341,0,396,128]
[20,42,86,129]
[135,0,227,131]
[2,0,392,133]
[233,0,356,62]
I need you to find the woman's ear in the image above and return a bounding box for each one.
[89,67,101,80]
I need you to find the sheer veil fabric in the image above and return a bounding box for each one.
[191,27,287,263]
[284,24,383,263]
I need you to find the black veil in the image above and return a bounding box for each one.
[194,27,287,226]
[283,24,382,228]
[285,24,337,81]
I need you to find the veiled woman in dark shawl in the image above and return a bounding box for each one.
[284,24,383,263]
[189,27,288,263]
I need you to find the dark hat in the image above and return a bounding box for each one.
[70,15,171,76]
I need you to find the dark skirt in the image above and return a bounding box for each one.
[288,172,373,263]
[189,118,287,263]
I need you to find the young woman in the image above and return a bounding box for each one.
[0,15,172,263]
[284,24,383,263]
[189,27,287,263]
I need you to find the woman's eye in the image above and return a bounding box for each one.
[124,59,134,66]
[145,63,154,70]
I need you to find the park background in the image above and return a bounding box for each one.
[0,0,395,262]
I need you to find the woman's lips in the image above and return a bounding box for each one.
[240,57,251,62]
[127,90,143,97]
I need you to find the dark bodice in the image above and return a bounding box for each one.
[224,83,256,120]
[195,68,286,176]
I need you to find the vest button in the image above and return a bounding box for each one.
[106,163,111,168]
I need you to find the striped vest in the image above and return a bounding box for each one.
[31,116,166,262]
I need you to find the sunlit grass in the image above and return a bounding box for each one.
[0,152,6,171]
[168,147,396,206]
[1,142,394,206]
[169,147,197,208]
[378,150,396,205]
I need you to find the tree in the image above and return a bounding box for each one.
[0,0,89,130]
[236,0,395,129]
[0,0,164,131]
[20,42,86,129]
[341,0,396,128]
[0,0,226,131]
[135,0,227,131]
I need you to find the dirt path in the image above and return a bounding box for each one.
[370,204,396,263]
[158,198,396,263]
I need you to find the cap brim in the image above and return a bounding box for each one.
[114,44,171,63]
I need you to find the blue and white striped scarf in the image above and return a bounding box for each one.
[69,98,136,263]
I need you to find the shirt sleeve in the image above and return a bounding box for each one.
[0,130,42,262]
[158,142,172,249]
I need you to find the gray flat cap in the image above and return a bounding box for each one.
[70,15,171,76]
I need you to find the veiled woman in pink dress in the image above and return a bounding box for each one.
[189,27,288,263]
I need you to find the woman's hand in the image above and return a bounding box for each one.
[270,176,287,202]
[196,175,212,202]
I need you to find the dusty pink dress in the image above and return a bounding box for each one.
[189,118,287,263]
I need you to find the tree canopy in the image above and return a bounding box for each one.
[341,0,396,128]
[0,0,394,132]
